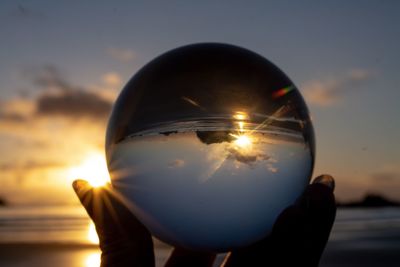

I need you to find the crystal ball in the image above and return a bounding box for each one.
[106,43,315,252]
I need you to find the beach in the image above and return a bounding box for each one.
[0,207,399,267]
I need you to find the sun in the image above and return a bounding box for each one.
[69,153,110,187]
[234,135,252,148]
[85,252,101,267]
[87,221,99,244]
[229,133,253,149]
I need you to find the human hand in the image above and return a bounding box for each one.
[223,174,336,267]
[72,180,154,266]
[73,174,335,267]
[72,180,215,267]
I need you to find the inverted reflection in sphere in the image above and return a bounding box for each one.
[106,43,315,252]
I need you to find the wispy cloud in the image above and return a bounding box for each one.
[107,47,135,62]
[0,160,65,172]
[25,65,79,91]
[301,69,373,107]
[36,90,112,119]
[102,72,122,88]
[0,98,34,123]
[0,65,118,189]
[168,159,185,169]
[9,4,46,20]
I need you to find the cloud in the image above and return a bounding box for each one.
[0,160,65,172]
[168,159,185,168]
[0,98,34,123]
[107,48,135,62]
[301,69,373,107]
[10,4,46,20]
[21,65,114,120]
[36,89,112,119]
[0,112,27,123]
[0,65,120,196]
[348,69,371,81]
[25,65,78,91]
[102,72,123,88]
[226,146,271,166]
[267,163,278,173]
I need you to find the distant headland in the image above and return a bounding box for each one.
[337,194,400,208]
[0,194,399,208]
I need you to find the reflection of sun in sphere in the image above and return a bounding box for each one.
[233,111,249,121]
[231,134,252,149]
[106,43,315,251]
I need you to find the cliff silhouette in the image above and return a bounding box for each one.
[338,194,400,208]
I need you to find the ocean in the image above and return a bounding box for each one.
[0,206,399,266]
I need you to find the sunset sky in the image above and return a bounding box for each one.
[0,1,399,205]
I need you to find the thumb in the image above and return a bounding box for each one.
[72,179,98,221]
[72,179,91,199]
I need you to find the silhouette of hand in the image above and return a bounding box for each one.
[72,180,215,267]
[223,174,336,267]
[73,174,335,267]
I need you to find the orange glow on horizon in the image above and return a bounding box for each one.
[85,252,101,267]
[87,221,99,244]
[68,152,110,187]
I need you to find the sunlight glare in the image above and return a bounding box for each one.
[69,153,110,187]
[235,135,252,148]
[85,252,101,267]
[233,111,249,121]
[238,121,244,132]
[88,221,99,244]
[230,133,252,149]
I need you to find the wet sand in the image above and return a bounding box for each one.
[0,244,100,267]
[0,208,399,266]
[0,242,399,267]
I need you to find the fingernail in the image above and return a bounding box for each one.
[72,179,89,191]
[313,174,335,191]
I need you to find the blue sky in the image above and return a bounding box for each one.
[0,1,399,204]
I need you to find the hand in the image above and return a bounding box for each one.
[73,174,336,267]
[72,180,215,267]
[223,174,336,267]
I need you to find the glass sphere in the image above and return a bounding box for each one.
[106,43,315,252]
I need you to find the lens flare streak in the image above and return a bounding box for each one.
[272,85,295,98]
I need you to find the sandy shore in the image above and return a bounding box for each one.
[0,243,100,267]
[0,242,399,267]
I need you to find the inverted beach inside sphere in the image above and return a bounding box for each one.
[106,43,315,251]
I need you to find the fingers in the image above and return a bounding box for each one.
[223,175,336,267]
[164,248,216,267]
[312,174,335,191]
[268,175,336,266]
[72,179,113,227]
[72,179,155,267]
[72,179,96,220]
[299,175,336,266]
